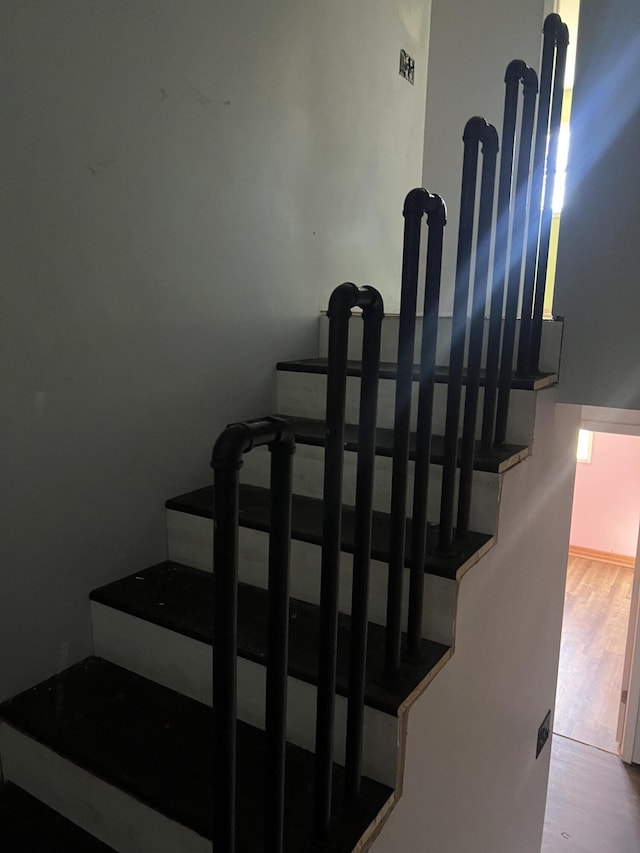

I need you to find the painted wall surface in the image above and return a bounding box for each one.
[581,406,640,437]
[553,0,640,409]
[570,432,640,558]
[372,394,580,853]
[421,0,547,312]
[0,1,430,701]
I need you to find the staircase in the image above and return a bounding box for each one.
[0,15,570,852]
[0,309,562,851]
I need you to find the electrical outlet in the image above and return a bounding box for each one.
[536,710,551,758]
[399,50,415,85]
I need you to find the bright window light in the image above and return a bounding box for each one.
[576,428,593,462]
[552,124,571,213]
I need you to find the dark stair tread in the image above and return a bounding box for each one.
[166,483,493,581]
[0,782,116,852]
[276,357,557,391]
[91,561,450,717]
[0,658,391,852]
[275,413,527,473]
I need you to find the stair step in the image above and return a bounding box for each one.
[276,361,543,446]
[90,561,450,717]
[0,658,392,852]
[166,484,492,582]
[316,314,564,373]
[277,357,557,390]
[276,414,527,473]
[0,781,116,852]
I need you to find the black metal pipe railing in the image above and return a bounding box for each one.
[528,22,569,374]
[211,417,295,853]
[482,61,537,452]
[314,283,383,838]
[406,193,447,659]
[456,123,499,539]
[384,189,446,680]
[494,67,538,446]
[384,190,425,679]
[517,13,568,377]
[439,117,495,553]
[265,434,295,851]
[344,287,383,807]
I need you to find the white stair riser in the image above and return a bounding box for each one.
[0,724,208,853]
[242,445,501,534]
[276,372,537,447]
[91,603,397,787]
[317,315,563,374]
[166,509,456,647]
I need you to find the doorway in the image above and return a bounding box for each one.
[554,429,640,754]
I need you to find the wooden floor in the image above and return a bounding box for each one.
[542,556,640,851]
[553,555,634,753]
[542,735,640,852]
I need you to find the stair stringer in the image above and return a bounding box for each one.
[360,389,580,853]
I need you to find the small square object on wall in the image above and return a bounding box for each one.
[399,49,415,85]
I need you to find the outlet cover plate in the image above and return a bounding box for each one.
[536,710,551,758]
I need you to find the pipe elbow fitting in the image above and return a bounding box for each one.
[425,192,447,227]
[360,285,384,320]
[403,187,431,218]
[211,422,253,470]
[523,66,539,97]
[463,116,489,144]
[327,282,359,318]
[482,124,500,155]
[504,59,528,84]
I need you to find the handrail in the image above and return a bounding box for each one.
[406,192,447,660]
[482,62,538,451]
[494,64,538,446]
[207,17,571,852]
[456,122,499,539]
[517,13,569,377]
[211,416,295,853]
[439,117,498,553]
[528,21,569,374]
[314,283,383,839]
[385,189,446,679]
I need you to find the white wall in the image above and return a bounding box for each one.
[580,406,640,436]
[553,0,640,409]
[372,393,580,853]
[0,0,430,701]
[422,0,548,311]
[570,431,640,558]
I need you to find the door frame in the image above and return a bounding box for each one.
[579,407,640,763]
[620,525,640,762]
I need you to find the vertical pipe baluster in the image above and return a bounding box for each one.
[529,24,569,374]
[314,283,384,834]
[457,125,499,539]
[211,418,294,853]
[439,117,484,553]
[482,61,534,452]
[494,75,537,446]
[345,289,383,806]
[265,431,295,852]
[384,189,426,680]
[517,13,562,376]
[406,195,447,658]
[212,461,240,853]
[314,285,352,840]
